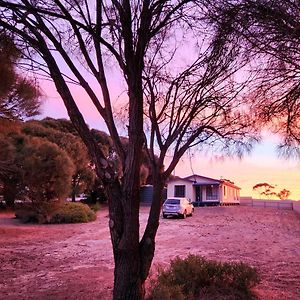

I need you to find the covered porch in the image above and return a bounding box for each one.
[193,183,220,206]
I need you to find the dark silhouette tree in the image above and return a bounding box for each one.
[0,2,259,298]
[209,0,300,158]
[252,182,277,199]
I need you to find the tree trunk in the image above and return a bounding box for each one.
[110,170,166,300]
[106,177,144,300]
[71,175,79,202]
[3,180,17,208]
[113,248,144,300]
[71,185,76,202]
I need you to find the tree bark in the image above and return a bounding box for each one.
[113,248,144,300]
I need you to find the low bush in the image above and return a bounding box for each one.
[15,208,39,223]
[15,201,96,224]
[15,201,59,224]
[147,254,260,300]
[50,202,96,224]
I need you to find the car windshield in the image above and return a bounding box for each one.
[165,199,180,205]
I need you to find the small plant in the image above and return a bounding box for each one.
[147,254,260,300]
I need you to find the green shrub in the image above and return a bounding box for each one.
[15,201,96,224]
[15,201,61,224]
[50,202,96,224]
[147,255,260,300]
[15,208,39,223]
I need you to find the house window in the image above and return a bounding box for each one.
[174,185,185,197]
[207,185,218,200]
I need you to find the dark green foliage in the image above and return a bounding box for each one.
[50,202,96,224]
[147,255,260,300]
[21,120,96,202]
[15,208,38,223]
[15,201,60,224]
[22,139,75,202]
[83,178,108,204]
[16,202,96,224]
[40,117,79,136]
[0,33,41,121]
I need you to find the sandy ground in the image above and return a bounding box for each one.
[0,206,300,300]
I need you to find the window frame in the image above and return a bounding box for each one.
[174,185,186,197]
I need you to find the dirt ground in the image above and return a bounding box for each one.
[0,206,300,300]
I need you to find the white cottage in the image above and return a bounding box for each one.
[167,174,240,206]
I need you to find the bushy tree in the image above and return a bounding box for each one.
[0,130,20,207]
[22,120,95,201]
[0,32,41,120]
[0,32,41,182]
[0,129,74,208]
[277,189,291,200]
[21,138,74,201]
[40,117,79,136]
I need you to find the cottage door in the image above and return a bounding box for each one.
[195,186,202,206]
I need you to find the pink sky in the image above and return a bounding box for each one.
[40,81,300,201]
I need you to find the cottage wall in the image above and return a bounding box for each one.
[167,179,194,200]
[221,184,240,204]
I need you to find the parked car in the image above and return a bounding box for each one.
[162,197,194,219]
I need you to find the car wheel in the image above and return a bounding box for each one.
[190,208,194,216]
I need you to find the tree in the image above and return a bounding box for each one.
[0,32,41,120]
[209,0,300,157]
[0,119,20,184]
[252,183,291,200]
[21,138,75,203]
[252,182,277,199]
[0,2,259,298]
[0,130,20,207]
[22,120,96,202]
[277,189,291,200]
[40,117,80,136]
[0,32,41,178]
[0,129,75,208]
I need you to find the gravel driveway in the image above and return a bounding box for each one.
[0,206,299,299]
